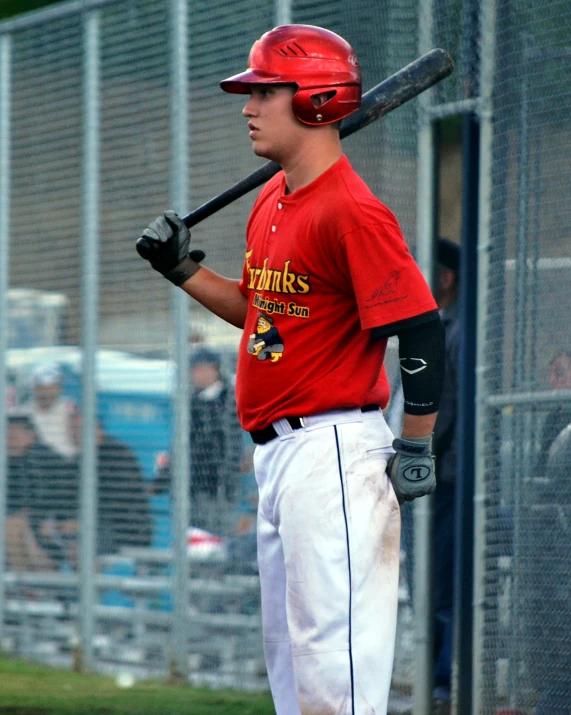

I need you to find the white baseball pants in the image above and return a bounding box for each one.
[253,407,400,715]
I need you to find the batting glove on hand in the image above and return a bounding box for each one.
[139,210,202,286]
[387,434,436,505]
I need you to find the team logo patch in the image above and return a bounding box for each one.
[403,465,431,481]
[247,313,285,363]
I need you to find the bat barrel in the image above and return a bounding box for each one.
[340,48,454,138]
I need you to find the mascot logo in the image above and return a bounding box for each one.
[247,313,284,363]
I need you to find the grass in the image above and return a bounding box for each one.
[0,656,275,714]
[0,1,63,22]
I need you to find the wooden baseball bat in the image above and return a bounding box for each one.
[136,48,453,259]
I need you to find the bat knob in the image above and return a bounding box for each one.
[136,237,155,260]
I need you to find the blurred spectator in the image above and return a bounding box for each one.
[24,364,77,460]
[521,424,571,714]
[5,407,74,571]
[535,349,571,473]
[398,239,460,713]
[68,410,153,555]
[431,238,461,712]
[225,441,259,574]
[153,348,243,536]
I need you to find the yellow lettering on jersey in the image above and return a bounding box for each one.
[263,269,274,291]
[287,302,310,318]
[296,275,310,294]
[250,268,262,289]
[270,271,282,292]
[282,261,297,294]
[253,293,286,316]
[244,253,311,295]
[257,258,269,291]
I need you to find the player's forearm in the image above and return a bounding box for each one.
[180,266,248,329]
[401,411,438,438]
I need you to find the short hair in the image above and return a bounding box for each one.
[189,348,221,369]
[438,238,460,275]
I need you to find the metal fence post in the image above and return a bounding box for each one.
[79,7,101,672]
[169,0,191,680]
[453,0,481,710]
[414,0,436,712]
[275,0,292,25]
[0,32,12,647]
[473,0,497,711]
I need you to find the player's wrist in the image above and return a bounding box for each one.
[392,433,432,455]
[163,255,201,286]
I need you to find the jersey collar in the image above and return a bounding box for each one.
[278,154,350,203]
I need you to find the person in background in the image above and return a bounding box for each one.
[431,238,461,714]
[68,410,153,556]
[395,238,460,712]
[153,348,243,536]
[521,422,571,714]
[535,349,571,473]
[5,407,74,571]
[24,364,77,460]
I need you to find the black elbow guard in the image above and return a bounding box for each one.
[396,317,446,415]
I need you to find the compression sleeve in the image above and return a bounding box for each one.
[374,314,446,416]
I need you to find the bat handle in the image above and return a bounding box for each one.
[136,236,154,260]
[136,237,206,265]
[137,212,195,260]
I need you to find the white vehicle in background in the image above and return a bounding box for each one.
[8,288,70,350]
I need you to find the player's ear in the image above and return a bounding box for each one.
[310,91,336,108]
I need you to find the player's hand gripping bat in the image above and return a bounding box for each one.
[136,48,453,260]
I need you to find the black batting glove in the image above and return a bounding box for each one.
[140,210,202,286]
[387,434,436,504]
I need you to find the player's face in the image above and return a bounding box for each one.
[242,85,306,163]
[549,354,571,389]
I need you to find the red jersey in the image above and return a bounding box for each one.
[236,155,436,431]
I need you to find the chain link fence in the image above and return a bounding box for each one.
[475,0,571,712]
[0,0,420,701]
[1,0,570,712]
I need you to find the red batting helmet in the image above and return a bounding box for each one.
[220,24,361,126]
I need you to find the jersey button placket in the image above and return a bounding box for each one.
[270,200,284,238]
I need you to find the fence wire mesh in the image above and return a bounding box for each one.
[477,0,571,712]
[2,0,570,711]
[0,0,420,700]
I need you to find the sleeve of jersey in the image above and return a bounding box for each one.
[339,221,437,330]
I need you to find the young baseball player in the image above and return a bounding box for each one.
[139,24,445,715]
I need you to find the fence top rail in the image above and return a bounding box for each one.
[485,389,571,408]
[0,0,122,34]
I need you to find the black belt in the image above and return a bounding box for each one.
[250,404,380,445]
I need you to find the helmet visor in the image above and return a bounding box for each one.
[220,69,294,94]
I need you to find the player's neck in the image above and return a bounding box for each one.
[282,135,342,193]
